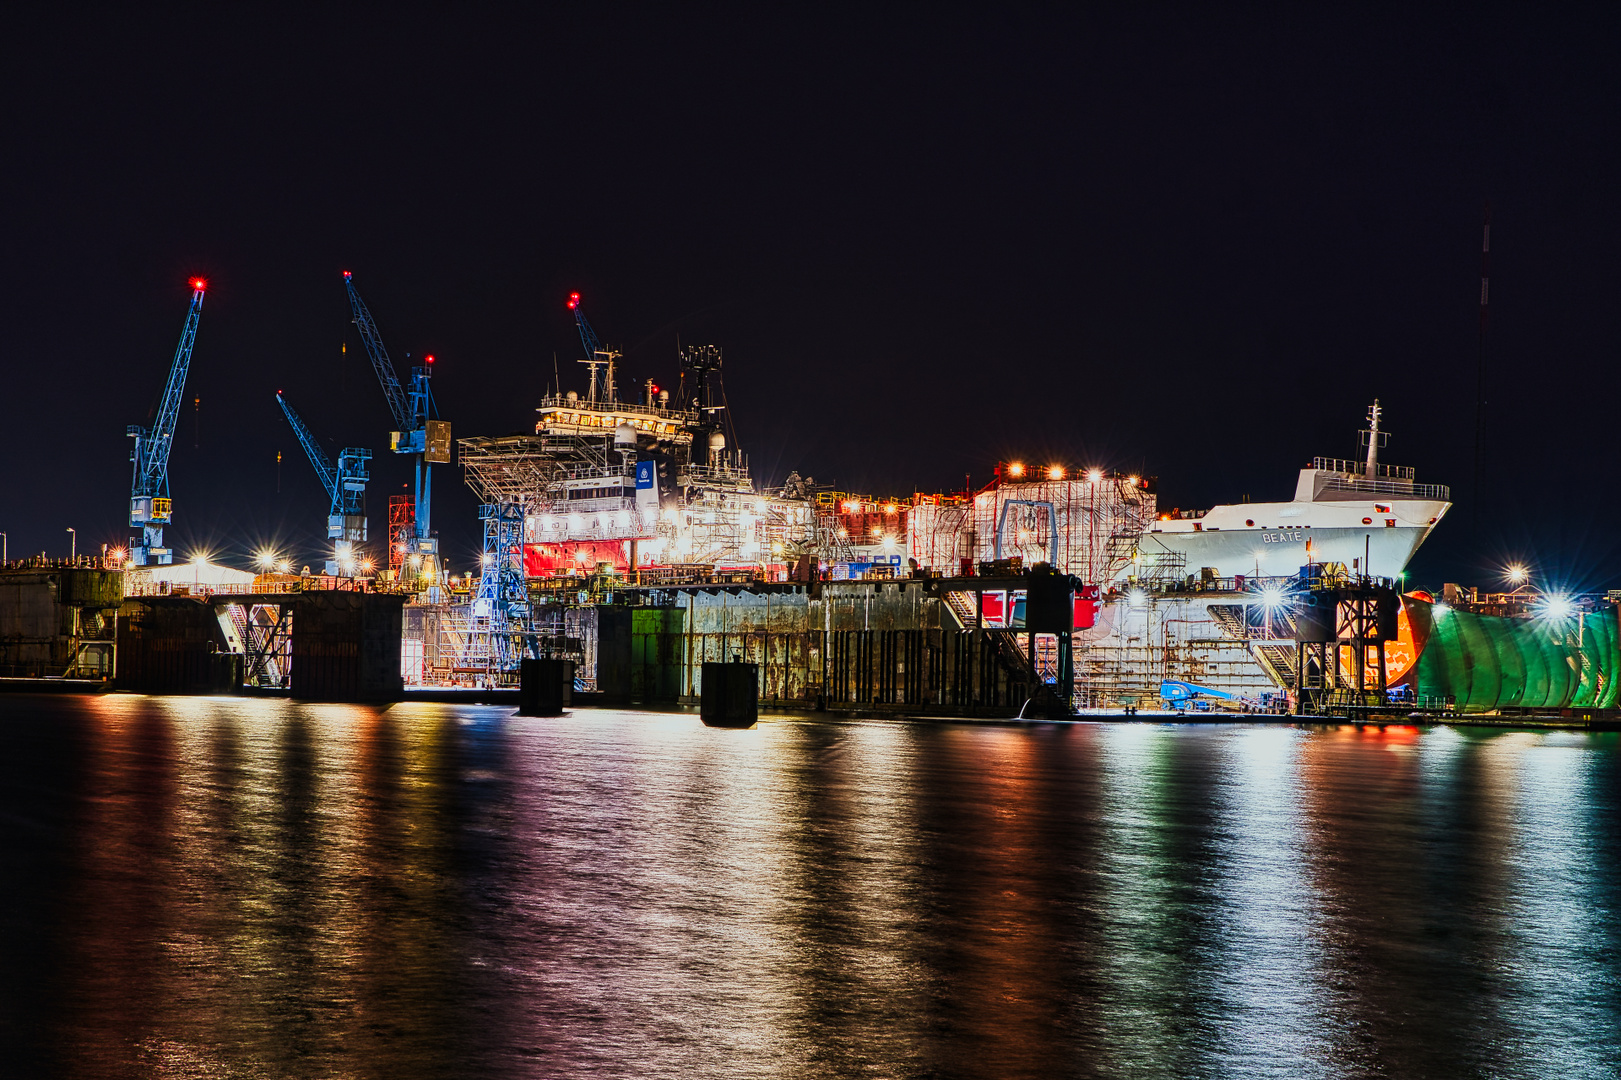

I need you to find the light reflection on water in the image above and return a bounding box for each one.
[3,698,1621,1078]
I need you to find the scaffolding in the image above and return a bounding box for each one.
[906,474,1157,584]
[387,495,414,573]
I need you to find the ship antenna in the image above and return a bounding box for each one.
[1473,204,1491,535]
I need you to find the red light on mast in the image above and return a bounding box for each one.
[424,354,435,364]
[189,277,206,291]
[568,292,580,310]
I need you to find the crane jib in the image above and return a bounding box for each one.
[131,286,205,496]
[343,275,413,431]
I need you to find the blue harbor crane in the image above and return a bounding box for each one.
[126,278,206,566]
[342,271,449,590]
[276,393,372,576]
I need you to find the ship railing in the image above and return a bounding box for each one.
[678,464,754,484]
[536,393,693,422]
[557,464,633,483]
[1313,457,1417,480]
[1317,476,1451,501]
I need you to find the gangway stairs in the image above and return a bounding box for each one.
[1206,604,1299,691]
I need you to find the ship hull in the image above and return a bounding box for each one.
[1139,520,1439,580]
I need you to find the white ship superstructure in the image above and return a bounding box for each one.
[460,343,814,578]
[1137,402,1449,581]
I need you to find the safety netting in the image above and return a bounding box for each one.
[1402,596,1620,712]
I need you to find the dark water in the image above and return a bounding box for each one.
[3,697,1620,1079]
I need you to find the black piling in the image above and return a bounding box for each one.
[700,661,758,727]
[519,657,575,716]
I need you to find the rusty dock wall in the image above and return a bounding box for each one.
[115,591,404,701]
[0,564,124,678]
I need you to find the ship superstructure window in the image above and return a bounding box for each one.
[568,486,634,501]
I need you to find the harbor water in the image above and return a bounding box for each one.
[3,696,1620,1078]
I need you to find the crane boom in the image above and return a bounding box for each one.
[276,391,372,576]
[341,270,445,593]
[127,279,206,566]
[343,271,412,430]
[568,291,617,403]
[569,291,602,367]
[276,393,338,500]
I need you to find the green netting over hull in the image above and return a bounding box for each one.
[1406,598,1621,713]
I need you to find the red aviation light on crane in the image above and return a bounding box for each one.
[189,277,207,292]
[342,270,352,280]
[568,292,581,310]
[424,354,435,364]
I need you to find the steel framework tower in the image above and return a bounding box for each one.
[343,271,449,588]
[276,393,372,575]
[472,501,534,672]
[127,279,206,566]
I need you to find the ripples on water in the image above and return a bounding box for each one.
[2,696,1619,1078]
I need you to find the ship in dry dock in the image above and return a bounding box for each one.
[414,317,1453,715]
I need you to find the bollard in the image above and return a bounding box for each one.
[519,657,575,716]
[700,661,758,727]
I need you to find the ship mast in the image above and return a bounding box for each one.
[1361,400,1386,478]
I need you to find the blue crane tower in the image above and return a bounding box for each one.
[126,278,207,566]
[342,271,450,588]
[276,393,373,576]
[472,502,533,672]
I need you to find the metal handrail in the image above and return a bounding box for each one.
[1313,457,1417,480]
[1317,476,1451,501]
[536,393,692,422]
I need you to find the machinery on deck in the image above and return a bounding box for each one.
[127,279,207,566]
[343,271,450,593]
[276,393,372,576]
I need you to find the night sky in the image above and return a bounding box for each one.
[3,8,1617,589]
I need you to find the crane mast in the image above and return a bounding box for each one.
[276,393,372,576]
[127,279,206,566]
[342,271,448,592]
